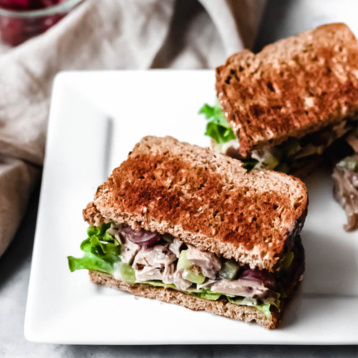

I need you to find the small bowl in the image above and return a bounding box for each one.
[0,0,83,47]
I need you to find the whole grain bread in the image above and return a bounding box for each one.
[89,271,277,329]
[216,23,358,157]
[83,136,308,272]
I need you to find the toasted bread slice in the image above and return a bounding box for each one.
[83,136,307,272]
[216,23,358,157]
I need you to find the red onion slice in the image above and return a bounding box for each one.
[121,227,161,247]
[240,268,276,288]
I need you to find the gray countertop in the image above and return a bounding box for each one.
[1,0,358,356]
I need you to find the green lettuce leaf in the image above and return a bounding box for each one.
[227,293,280,318]
[68,252,114,275]
[87,224,111,237]
[67,223,121,275]
[143,281,176,289]
[199,102,261,171]
[199,102,236,144]
[194,291,222,301]
[279,251,294,271]
[229,299,273,318]
[255,303,272,317]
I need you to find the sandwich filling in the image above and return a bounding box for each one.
[200,102,357,173]
[68,223,299,318]
[333,154,358,231]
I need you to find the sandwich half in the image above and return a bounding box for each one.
[201,23,358,176]
[68,136,308,329]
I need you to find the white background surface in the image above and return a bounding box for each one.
[24,71,358,345]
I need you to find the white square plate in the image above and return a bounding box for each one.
[25,71,358,344]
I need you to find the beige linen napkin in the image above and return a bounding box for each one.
[0,0,266,257]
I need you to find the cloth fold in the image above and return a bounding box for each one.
[0,157,38,256]
[0,0,266,256]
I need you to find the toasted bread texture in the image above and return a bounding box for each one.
[89,271,277,329]
[83,136,307,272]
[216,23,358,157]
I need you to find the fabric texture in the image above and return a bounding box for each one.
[0,0,266,257]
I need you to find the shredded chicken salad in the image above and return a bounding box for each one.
[68,224,297,317]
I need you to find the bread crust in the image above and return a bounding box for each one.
[83,136,308,271]
[216,23,358,156]
[89,271,277,329]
